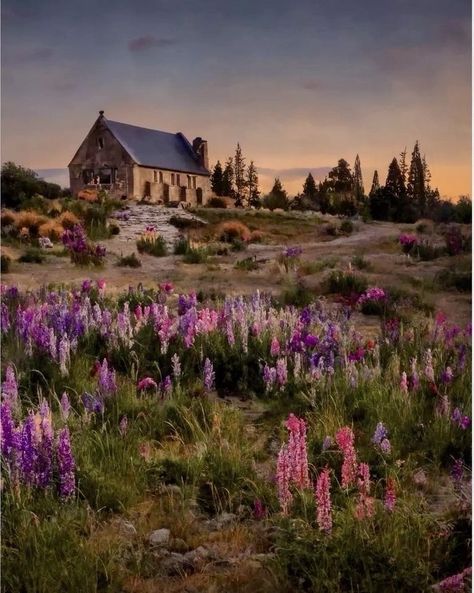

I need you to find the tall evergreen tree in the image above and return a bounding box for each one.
[353,154,365,201]
[302,172,318,206]
[399,147,408,185]
[246,161,260,207]
[222,157,234,197]
[233,143,246,205]
[385,157,405,198]
[328,159,353,193]
[210,161,224,196]
[369,170,380,197]
[407,140,425,216]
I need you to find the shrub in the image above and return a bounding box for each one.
[413,241,445,261]
[249,230,265,243]
[436,269,471,293]
[444,226,470,256]
[38,220,64,242]
[207,196,227,208]
[235,256,259,271]
[169,215,205,230]
[57,211,80,230]
[280,280,314,307]
[215,220,251,243]
[174,237,190,255]
[14,211,47,237]
[1,209,16,228]
[182,246,208,264]
[262,193,289,211]
[136,228,168,257]
[62,224,106,266]
[325,223,338,236]
[326,270,368,296]
[18,248,45,264]
[116,253,141,268]
[339,219,354,234]
[351,254,372,270]
[1,254,11,273]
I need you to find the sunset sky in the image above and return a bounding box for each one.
[1,0,471,197]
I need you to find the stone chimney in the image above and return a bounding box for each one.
[192,137,209,170]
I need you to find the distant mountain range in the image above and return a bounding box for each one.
[35,168,69,188]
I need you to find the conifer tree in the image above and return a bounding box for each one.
[234,143,246,206]
[246,161,260,207]
[407,140,425,216]
[302,172,318,206]
[353,154,365,201]
[369,170,380,197]
[385,157,405,198]
[399,147,408,185]
[210,161,224,196]
[222,157,234,197]
[328,159,353,193]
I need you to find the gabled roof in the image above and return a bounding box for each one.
[105,118,209,175]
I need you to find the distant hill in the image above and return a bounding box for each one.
[35,168,69,188]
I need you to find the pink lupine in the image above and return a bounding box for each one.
[315,466,332,533]
[276,357,288,387]
[1,364,18,407]
[276,444,293,514]
[335,426,357,488]
[355,463,375,520]
[270,337,281,357]
[384,478,396,512]
[285,413,310,489]
[137,377,158,392]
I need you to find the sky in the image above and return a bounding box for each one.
[1,0,471,198]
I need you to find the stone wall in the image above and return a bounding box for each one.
[133,166,211,204]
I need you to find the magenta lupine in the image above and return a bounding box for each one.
[335,426,357,488]
[276,357,288,388]
[1,364,18,407]
[384,477,396,512]
[253,498,267,520]
[60,392,71,421]
[203,358,215,392]
[315,466,332,534]
[276,444,293,514]
[437,567,472,592]
[270,337,281,357]
[137,377,158,392]
[56,427,76,498]
[98,358,117,396]
[285,414,310,489]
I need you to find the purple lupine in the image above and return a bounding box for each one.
[451,408,470,430]
[440,366,454,385]
[263,364,277,391]
[276,357,288,387]
[161,375,172,396]
[97,358,117,396]
[322,436,333,451]
[171,353,181,380]
[19,413,38,486]
[1,400,18,462]
[1,303,10,333]
[371,422,388,446]
[1,364,18,406]
[203,358,215,392]
[60,392,71,421]
[36,401,54,488]
[81,392,104,414]
[451,458,464,491]
[56,427,76,498]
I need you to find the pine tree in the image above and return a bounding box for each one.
[407,140,425,216]
[234,143,246,206]
[302,173,318,207]
[328,159,353,193]
[210,161,224,196]
[222,157,234,197]
[385,158,405,199]
[263,178,289,210]
[399,147,408,185]
[369,170,380,197]
[246,161,260,207]
[353,154,365,201]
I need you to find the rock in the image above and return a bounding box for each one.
[170,537,191,553]
[161,552,193,576]
[184,546,216,570]
[149,528,171,547]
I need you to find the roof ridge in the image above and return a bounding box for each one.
[106,119,178,137]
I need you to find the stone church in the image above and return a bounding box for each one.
[68,111,211,204]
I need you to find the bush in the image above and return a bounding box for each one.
[169,215,205,230]
[443,226,471,256]
[174,237,190,255]
[249,230,265,243]
[280,280,314,307]
[136,232,168,257]
[326,270,368,296]
[18,248,45,264]
[62,224,106,266]
[116,253,141,268]
[14,211,47,237]
[1,254,11,273]
[412,241,445,261]
[1,209,17,228]
[215,220,251,243]
[436,269,471,292]
[325,223,338,236]
[339,219,354,234]
[351,254,372,270]
[57,211,80,230]
[262,193,289,211]
[207,197,227,208]
[182,246,208,264]
[235,256,259,271]
[38,220,65,242]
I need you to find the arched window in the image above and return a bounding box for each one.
[171,173,175,185]
[159,171,164,183]
[153,170,158,182]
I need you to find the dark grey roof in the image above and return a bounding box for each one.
[105,119,209,175]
